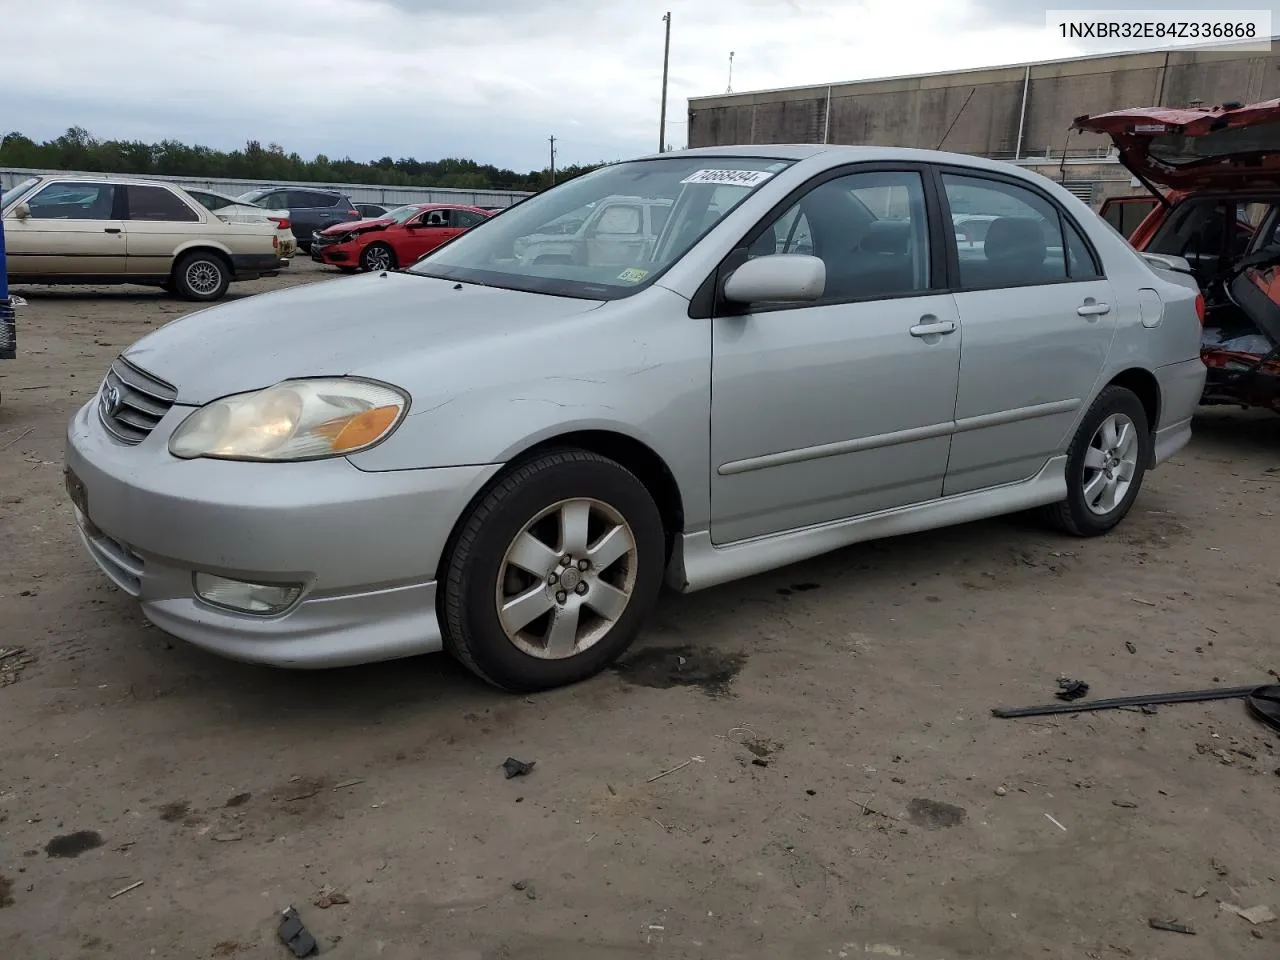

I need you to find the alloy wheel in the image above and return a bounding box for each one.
[1082,412,1138,515]
[494,498,638,660]
[185,260,222,296]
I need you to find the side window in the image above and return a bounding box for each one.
[201,193,232,211]
[126,185,200,222]
[285,191,320,208]
[25,181,116,220]
[423,209,448,227]
[256,192,287,209]
[453,210,486,228]
[942,174,1067,289]
[1064,216,1102,280]
[747,169,930,301]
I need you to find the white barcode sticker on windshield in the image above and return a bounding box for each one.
[680,168,775,187]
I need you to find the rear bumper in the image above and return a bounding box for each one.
[1152,356,1207,466]
[230,252,283,280]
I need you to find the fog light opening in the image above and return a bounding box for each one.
[193,572,302,615]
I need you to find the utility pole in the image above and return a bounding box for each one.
[659,12,671,153]
[548,135,557,185]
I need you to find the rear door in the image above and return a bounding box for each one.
[122,184,204,277]
[938,169,1119,495]
[4,180,125,277]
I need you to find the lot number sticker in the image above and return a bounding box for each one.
[680,169,775,187]
[617,267,649,283]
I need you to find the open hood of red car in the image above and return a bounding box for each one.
[1074,98,1280,190]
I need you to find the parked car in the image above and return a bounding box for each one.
[236,187,361,253]
[64,146,1204,691]
[353,202,390,219]
[186,188,296,262]
[311,203,490,272]
[513,196,672,267]
[1076,98,1280,412]
[3,175,283,300]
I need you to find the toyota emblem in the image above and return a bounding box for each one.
[100,382,123,419]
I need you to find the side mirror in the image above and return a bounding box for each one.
[723,254,825,304]
[11,202,31,220]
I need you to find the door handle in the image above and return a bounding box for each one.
[909,318,957,337]
[1077,300,1111,317]
[103,228,121,234]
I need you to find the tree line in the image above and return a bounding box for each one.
[0,127,605,193]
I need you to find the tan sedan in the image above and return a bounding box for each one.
[2,176,284,301]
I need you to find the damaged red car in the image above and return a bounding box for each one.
[311,202,491,273]
[1076,99,1280,413]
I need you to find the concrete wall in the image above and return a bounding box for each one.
[689,41,1280,160]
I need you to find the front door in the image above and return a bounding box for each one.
[4,180,125,278]
[710,167,961,544]
[402,209,453,261]
[937,170,1119,495]
[122,184,204,277]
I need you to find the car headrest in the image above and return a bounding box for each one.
[860,219,912,255]
[984,217,1046,267]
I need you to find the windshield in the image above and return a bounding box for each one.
[1149,119,1280,167]
[408,156,793,299]
[2,177,39,210]
[387,204,423,224]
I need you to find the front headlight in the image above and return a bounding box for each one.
[169,378,408,461]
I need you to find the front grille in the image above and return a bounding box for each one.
[97,356,178,445]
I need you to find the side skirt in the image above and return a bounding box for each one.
[668,456,1068,592]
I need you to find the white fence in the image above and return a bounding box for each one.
[0,167,533,208]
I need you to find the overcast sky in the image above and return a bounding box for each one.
[3,0,1275,170]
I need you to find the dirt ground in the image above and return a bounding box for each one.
[1,260,1278,960]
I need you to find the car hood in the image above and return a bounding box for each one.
[321,216,390,236]
[1074,98,1280,190]
[122,272,604,405]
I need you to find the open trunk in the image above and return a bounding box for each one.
[1201,265,1280,411]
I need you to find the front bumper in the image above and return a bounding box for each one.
[311,236,356,265]
[64,399,501,667]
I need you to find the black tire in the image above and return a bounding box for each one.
[360,242,397,273]
[1041,385,1151,536]
[442,450,666,692]
[172,252,230,301]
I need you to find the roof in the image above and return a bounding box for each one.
[635,143,1040,174]
[688,35,1280,104]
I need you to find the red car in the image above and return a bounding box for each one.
[310,203,491,272]
[1076,99,1280,413]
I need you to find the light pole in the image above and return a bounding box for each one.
[727,51,734,94]
[548,135,557,186]
[659,12,671,152]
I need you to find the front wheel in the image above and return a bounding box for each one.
[360,242,397,273]
[442,450,666,691]
[172,252,230,301]
[1041,385,1151,536]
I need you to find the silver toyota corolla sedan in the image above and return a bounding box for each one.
[65,145,1207,691]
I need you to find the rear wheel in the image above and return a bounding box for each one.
[1041,385,1151,536]
[442,450,665,691]
[360,242,396,272]
[172,252,230,301]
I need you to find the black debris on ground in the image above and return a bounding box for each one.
[502,757,535,779]
[277,906,318,958]
[1056,678,1090,702]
